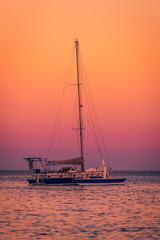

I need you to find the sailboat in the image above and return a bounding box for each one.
[25,40,126,185]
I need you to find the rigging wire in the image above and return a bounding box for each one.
[38,41,111,170]
[70,85,81,152]
[77,48,102,158]
[38,78,64,157]
[59,120,62,160]
[79,49,112,169]
[46,46,75,158]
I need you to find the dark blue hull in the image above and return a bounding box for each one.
[27,177,74,185]
[27,177,126,185]
[73,178,126,185]
[28,179,43,184]
[44,177,74,185]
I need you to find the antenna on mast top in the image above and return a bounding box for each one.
[74,37,79,43]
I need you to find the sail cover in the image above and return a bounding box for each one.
[47,157,84,165]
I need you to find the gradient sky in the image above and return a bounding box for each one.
[0,0,160,170]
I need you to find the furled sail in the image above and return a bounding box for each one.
[47,157,84,165]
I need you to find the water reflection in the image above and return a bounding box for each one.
[0,171,159,239]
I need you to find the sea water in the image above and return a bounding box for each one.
[0,170,159,240]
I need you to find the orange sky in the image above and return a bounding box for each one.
[0,0,160,170]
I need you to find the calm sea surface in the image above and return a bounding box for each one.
[0,170,159,240]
